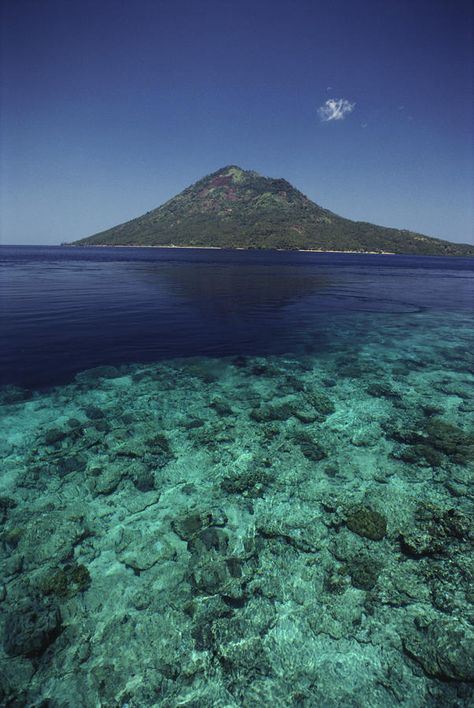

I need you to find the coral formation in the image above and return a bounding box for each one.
[346,508,387,540]
[1,334,473,705]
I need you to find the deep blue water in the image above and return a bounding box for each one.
[1,245,473,389]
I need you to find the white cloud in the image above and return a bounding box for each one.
[318,98,355,122]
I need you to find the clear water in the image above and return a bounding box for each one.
[1,246,473,706]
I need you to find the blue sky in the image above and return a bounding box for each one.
[1,0,473,245]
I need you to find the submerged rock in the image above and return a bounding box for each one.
[387,417,474,465]
[251,363,271,376]
[403,617,474,682]
[44,427,69,446]
[337,357,364,378]
[323,566,348,594]
[250,402,297,423]
[3,601,62,657]
[421,404,444,418]
[303,390,335,420]
[75,365,120,384]
[57,453,87,477]
[187,362,219,384]
[0,385,32,404]
[351,426,381,447]
[423,419,474,465]
[1,525,23,549]
[232,355,248,368]
[41,569,69,597]
[210,398,234,417]
[294,432,327,461]
[190,554,245,602]
[84,405,105,419]
[88,466,124,495]
[399,503,471,557]
[145,433,173,466]
[16,511,88,570]
[346,508,387,541]
[348,555,381,590]
[131,467,156,492]
[171,509,227,542]
[40,563,91,598]
[94,419,111,433]
[187,527,229,555]
[220,468,271,497]
[0,496,17,524]
[395,444,444,468]
[188,595,233,651]
[366,382,401,400]
[69,563,91,591]
[182,417,205,430]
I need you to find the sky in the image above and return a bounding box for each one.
[1,0,473,245]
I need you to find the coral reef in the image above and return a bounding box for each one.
[1,331,473,706]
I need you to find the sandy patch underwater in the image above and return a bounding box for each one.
[1,308,473,706]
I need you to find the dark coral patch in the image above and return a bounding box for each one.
[294,432,327,461]
[423,419,474,465]
[346,508,387,540]
[348,556,381,590]
[41,563,91,598]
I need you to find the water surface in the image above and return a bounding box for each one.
[1,246,473,706]
[1,245,472,388]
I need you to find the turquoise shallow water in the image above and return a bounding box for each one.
[0,247,473,706]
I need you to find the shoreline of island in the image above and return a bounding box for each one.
[63,243,397,255]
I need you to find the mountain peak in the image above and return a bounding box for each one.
[73,167,474,256]
[206,164,260,183]
[216,164,247,174]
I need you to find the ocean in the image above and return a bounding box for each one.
[1,245,473,706]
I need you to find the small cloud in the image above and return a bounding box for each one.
[361,122,368,128]
[326,86,333,92]
[318,98,355,122]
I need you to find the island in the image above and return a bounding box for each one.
[70,166,474,256]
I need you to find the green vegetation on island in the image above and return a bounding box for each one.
[71,166,474,256]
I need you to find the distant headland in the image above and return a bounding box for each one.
[70,166,474,257]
